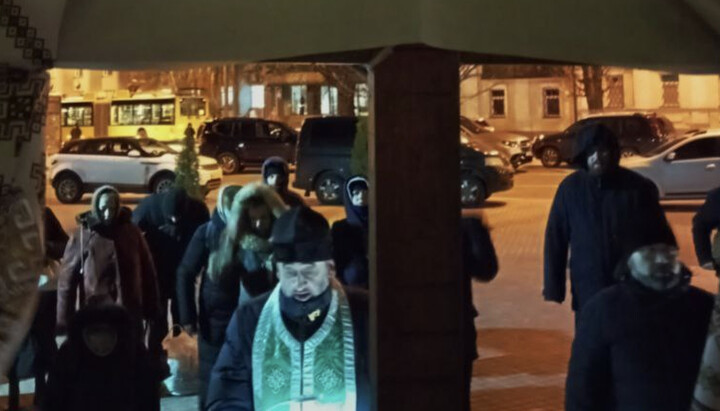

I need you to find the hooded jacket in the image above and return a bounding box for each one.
[208,183,288,301]
[43,304,159,411]
[692,186,720,268]
[543,126,675,311]
[132,188,210,300]
[566,275,712,411]
[331,176,369,287]
[57,186,159,331]
[175,185,243,408]
[261,156,305,207]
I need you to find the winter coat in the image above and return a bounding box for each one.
[565,280,713,411]
[693,186,720,268]
[261,156,305,207]
[132,188,209,300]
[544,127,675,311]
[57,188,159,331]
[461,217,498,361]
[208,183,288,303]
[43,305,159,411]
[206,285,370,411]
[332,176,369,287]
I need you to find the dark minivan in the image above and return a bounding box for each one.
[294,116,514,207]
[198,117,297,174]
[531,113,676,167]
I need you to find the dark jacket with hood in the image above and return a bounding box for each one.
[331,176,369,287]
[262,156,305,207]
[57,186,159,331]
[206,286,370,411]
[175,185,242,406]
[208,183,288,304]
[692,186,720,269]
[543,124,676,311]
[132,188,209,301]
[565,269,712,411]
[43,304,159,411]
[461,217,499,361]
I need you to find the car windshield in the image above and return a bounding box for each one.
[138,139,176,156]
[640,137,687,157]
[461,117,485,134]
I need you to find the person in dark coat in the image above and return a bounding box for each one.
[175,184,242,409]
[43,304,160,411]
[57,186,159,334]
[206,206,370,411]
[332,176,369,287]
[69,124,82,141]
[693,186,720,274]
[132,187,209,365]
[7,208,69,410]
[543,123,675,315]
[460,217,499,409]
[565,234,712,411]
[261,156,305,207]
[208,183,288,304]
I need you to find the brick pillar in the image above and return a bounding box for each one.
[370,46,464,410]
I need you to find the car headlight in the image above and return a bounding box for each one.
[537,134,545,141]
[502,140,518,148]
[483,150,500,156]
[485,156,504,167]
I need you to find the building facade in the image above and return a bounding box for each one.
[461,66,720,135]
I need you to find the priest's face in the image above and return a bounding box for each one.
[277,260,333,302]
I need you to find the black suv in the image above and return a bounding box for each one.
[198,118,298,174]
[294,117,514,207]
[531,113,676,167]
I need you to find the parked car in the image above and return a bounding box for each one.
[293,116,514,207]
[531,113,676,167]
[49,137,223,203]
[460,116,532,169]
[198,117,298,174]
[621,130,720,199]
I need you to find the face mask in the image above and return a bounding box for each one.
[82,324,118,357]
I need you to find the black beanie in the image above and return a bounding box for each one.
[271,206,333,263]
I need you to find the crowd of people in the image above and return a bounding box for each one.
[5,122,720,410]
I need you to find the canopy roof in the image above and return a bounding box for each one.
[3,0,720,71]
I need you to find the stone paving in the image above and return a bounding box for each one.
[3,164,717,410]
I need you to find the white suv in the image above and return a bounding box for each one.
[49,137,223,203]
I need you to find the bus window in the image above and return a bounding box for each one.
[180,97,207,117]
[61,102,93,126]
[111,99,176,125]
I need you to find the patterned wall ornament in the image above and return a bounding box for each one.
[0,65,47,373]
[0,0,53,69]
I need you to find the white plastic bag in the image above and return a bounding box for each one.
[162,325,200,396]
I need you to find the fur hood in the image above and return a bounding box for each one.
[207,183,288,282]
[225,183,288,241]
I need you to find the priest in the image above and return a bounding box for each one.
[207,206,370,411]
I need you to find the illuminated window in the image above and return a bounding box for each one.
[491,89,506,117]
[355,83,369,116]
[321,86,338,115]
[61,102,93,126]
[251,85,265,109]
[543,88,560,118]
[661,74,679,108]
[111,99,175,125]
[291,85,307,115]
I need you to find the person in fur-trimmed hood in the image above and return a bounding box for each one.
[208,183,288,304]
[57,186,159,334]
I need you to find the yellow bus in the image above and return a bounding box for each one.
[61,91,208,142]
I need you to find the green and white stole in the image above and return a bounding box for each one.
[252,281,357,411]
